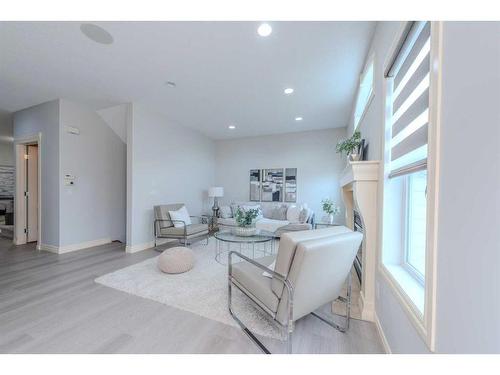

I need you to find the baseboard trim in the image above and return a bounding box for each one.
[38,243,59,253]
[126,241,154,253]
[39,238,112,254]
[59,238,112,254]
[374,311,392,354]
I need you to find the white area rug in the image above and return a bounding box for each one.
[95,239,283,340]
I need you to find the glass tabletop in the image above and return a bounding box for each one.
[214,230,274,243]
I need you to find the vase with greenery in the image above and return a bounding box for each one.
[336,130,362,161]
[321,198,340,224]
[233,207,260,236]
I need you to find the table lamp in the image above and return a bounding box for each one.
[208,186,224,217]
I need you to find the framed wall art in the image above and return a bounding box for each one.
[261,168,284,202]
[284,168,297,202]
[249,169,261,201]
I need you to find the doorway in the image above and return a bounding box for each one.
[14,135,41,247]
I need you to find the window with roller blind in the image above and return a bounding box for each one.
[382,21,431,310]
[389,21,430,178]
[380,21,440,349]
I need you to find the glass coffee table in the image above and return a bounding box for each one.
[214,229,276,265]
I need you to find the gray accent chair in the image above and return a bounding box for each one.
[228,226,363,354]
[153,204,209,247]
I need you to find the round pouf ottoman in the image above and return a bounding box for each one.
[157,246,194,274]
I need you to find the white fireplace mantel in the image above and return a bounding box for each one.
[340,161,380,186]
[340,161,380,322]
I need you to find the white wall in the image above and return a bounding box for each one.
[59,100,127,246]
[348,21,500,353]
[13,99,127,249]
[433,21,500,353]
[127,104,215,251]
[13,100,60,247]
[215,128,347,221]
[97,104,128,143]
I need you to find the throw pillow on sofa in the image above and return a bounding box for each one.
[168,206,192,228]
[299,207,312,223]
[218,205,232,218]
[286,205,302,223]
[269,204,288,220]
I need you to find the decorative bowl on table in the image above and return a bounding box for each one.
[232,226,257,237]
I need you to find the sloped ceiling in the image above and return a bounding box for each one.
[0,21,375,139]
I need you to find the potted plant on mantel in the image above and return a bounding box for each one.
[233,207,260,236]
[336,130,363,161]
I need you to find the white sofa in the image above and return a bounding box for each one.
[217,202,314,237]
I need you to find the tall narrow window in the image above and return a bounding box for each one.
[382,21,431,313]
[354,56,374,129]
[381,21,439,350]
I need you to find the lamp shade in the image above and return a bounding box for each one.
[208,187,224,198]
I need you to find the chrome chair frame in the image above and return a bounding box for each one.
[154,216,209,249]
[228,251,352,354]
[228,251,294,354]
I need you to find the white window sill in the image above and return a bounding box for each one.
[384,264,424,314]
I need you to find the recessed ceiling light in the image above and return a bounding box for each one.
[295,117,303,121]
[166,81,176,88]
[80,23,114,45]
[257,23,272,37]
[284,88,294,95]
[228,125,236,129]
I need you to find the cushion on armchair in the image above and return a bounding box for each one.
[160,223,208,236]
[231,255,279,316]
[154,203,184,229]
[168,206,192,228]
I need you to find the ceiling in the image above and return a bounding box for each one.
[0,21,375,140]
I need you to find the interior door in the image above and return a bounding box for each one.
[27,145,38,243]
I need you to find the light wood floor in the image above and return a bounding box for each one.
[0,238,384,354]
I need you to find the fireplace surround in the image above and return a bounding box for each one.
[340,160,379,321]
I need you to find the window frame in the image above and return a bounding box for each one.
[378,21,442,352]
[353,54,375,131]
[402,172,426,286]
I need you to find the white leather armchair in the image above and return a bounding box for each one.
[228,226,363,354]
